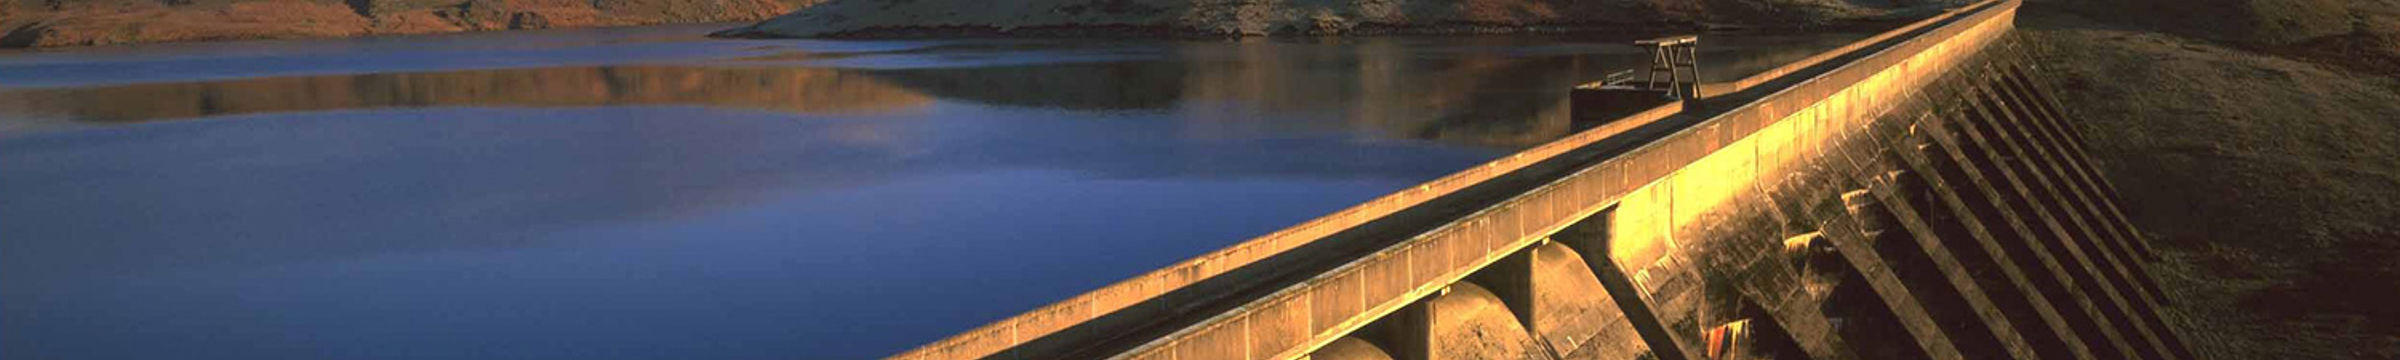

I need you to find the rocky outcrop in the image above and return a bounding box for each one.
[0,0,823,48]
[714,0,1953,39]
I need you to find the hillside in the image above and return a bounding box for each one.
[2071,0,2400,76]
[0,0,820,48]
[713,0,1961,39]
[1,0,1977,48]
[2024,1,2400,357]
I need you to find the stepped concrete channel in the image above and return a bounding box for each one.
[890,1,2190,359]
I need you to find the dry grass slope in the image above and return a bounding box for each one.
[2021,2,2400,358]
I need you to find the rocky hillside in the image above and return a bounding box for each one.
[2072,0,2400,76]
[1,0,1973,48]
[714,0,1964,39]
[0,0,821,48]
[2022,1,2400,357]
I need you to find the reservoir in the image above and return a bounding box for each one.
[0,24,1868,359]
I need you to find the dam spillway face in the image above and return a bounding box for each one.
[1301,38,2191,360]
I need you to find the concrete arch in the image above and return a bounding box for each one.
[1422,282,1547,360]
[1310,337,1395,360]
[1473,240,1659,359]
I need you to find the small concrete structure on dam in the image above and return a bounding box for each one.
[890,1,2189,359]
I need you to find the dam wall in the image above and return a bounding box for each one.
[889,1,2187,359]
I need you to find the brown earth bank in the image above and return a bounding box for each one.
[712,0,1971,39]
[0,0,822,48]
[2021,1,2400,358]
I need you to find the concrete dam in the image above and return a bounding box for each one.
[891,1,2189,359]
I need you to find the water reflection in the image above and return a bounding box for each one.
[848,35,1858,148]
[0,30,1871,359]
[0,33,1860,149]
[0,65,931,123]
[0,105,1491,359]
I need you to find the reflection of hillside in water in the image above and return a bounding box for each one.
[861,39,1618,149]
[0,34,1865,145]
[858,35,1860,149]
[1171,40,1597,148]
[1701,33,1868,80]
[866,62,1192,110]
[0,65,934,123]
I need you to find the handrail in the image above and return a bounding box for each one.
[1602,70,1640,87]
[1636,35,1699,46]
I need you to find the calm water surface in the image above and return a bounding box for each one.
[0,23,1866,359]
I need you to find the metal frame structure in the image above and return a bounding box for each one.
[1638,35,1701,100]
